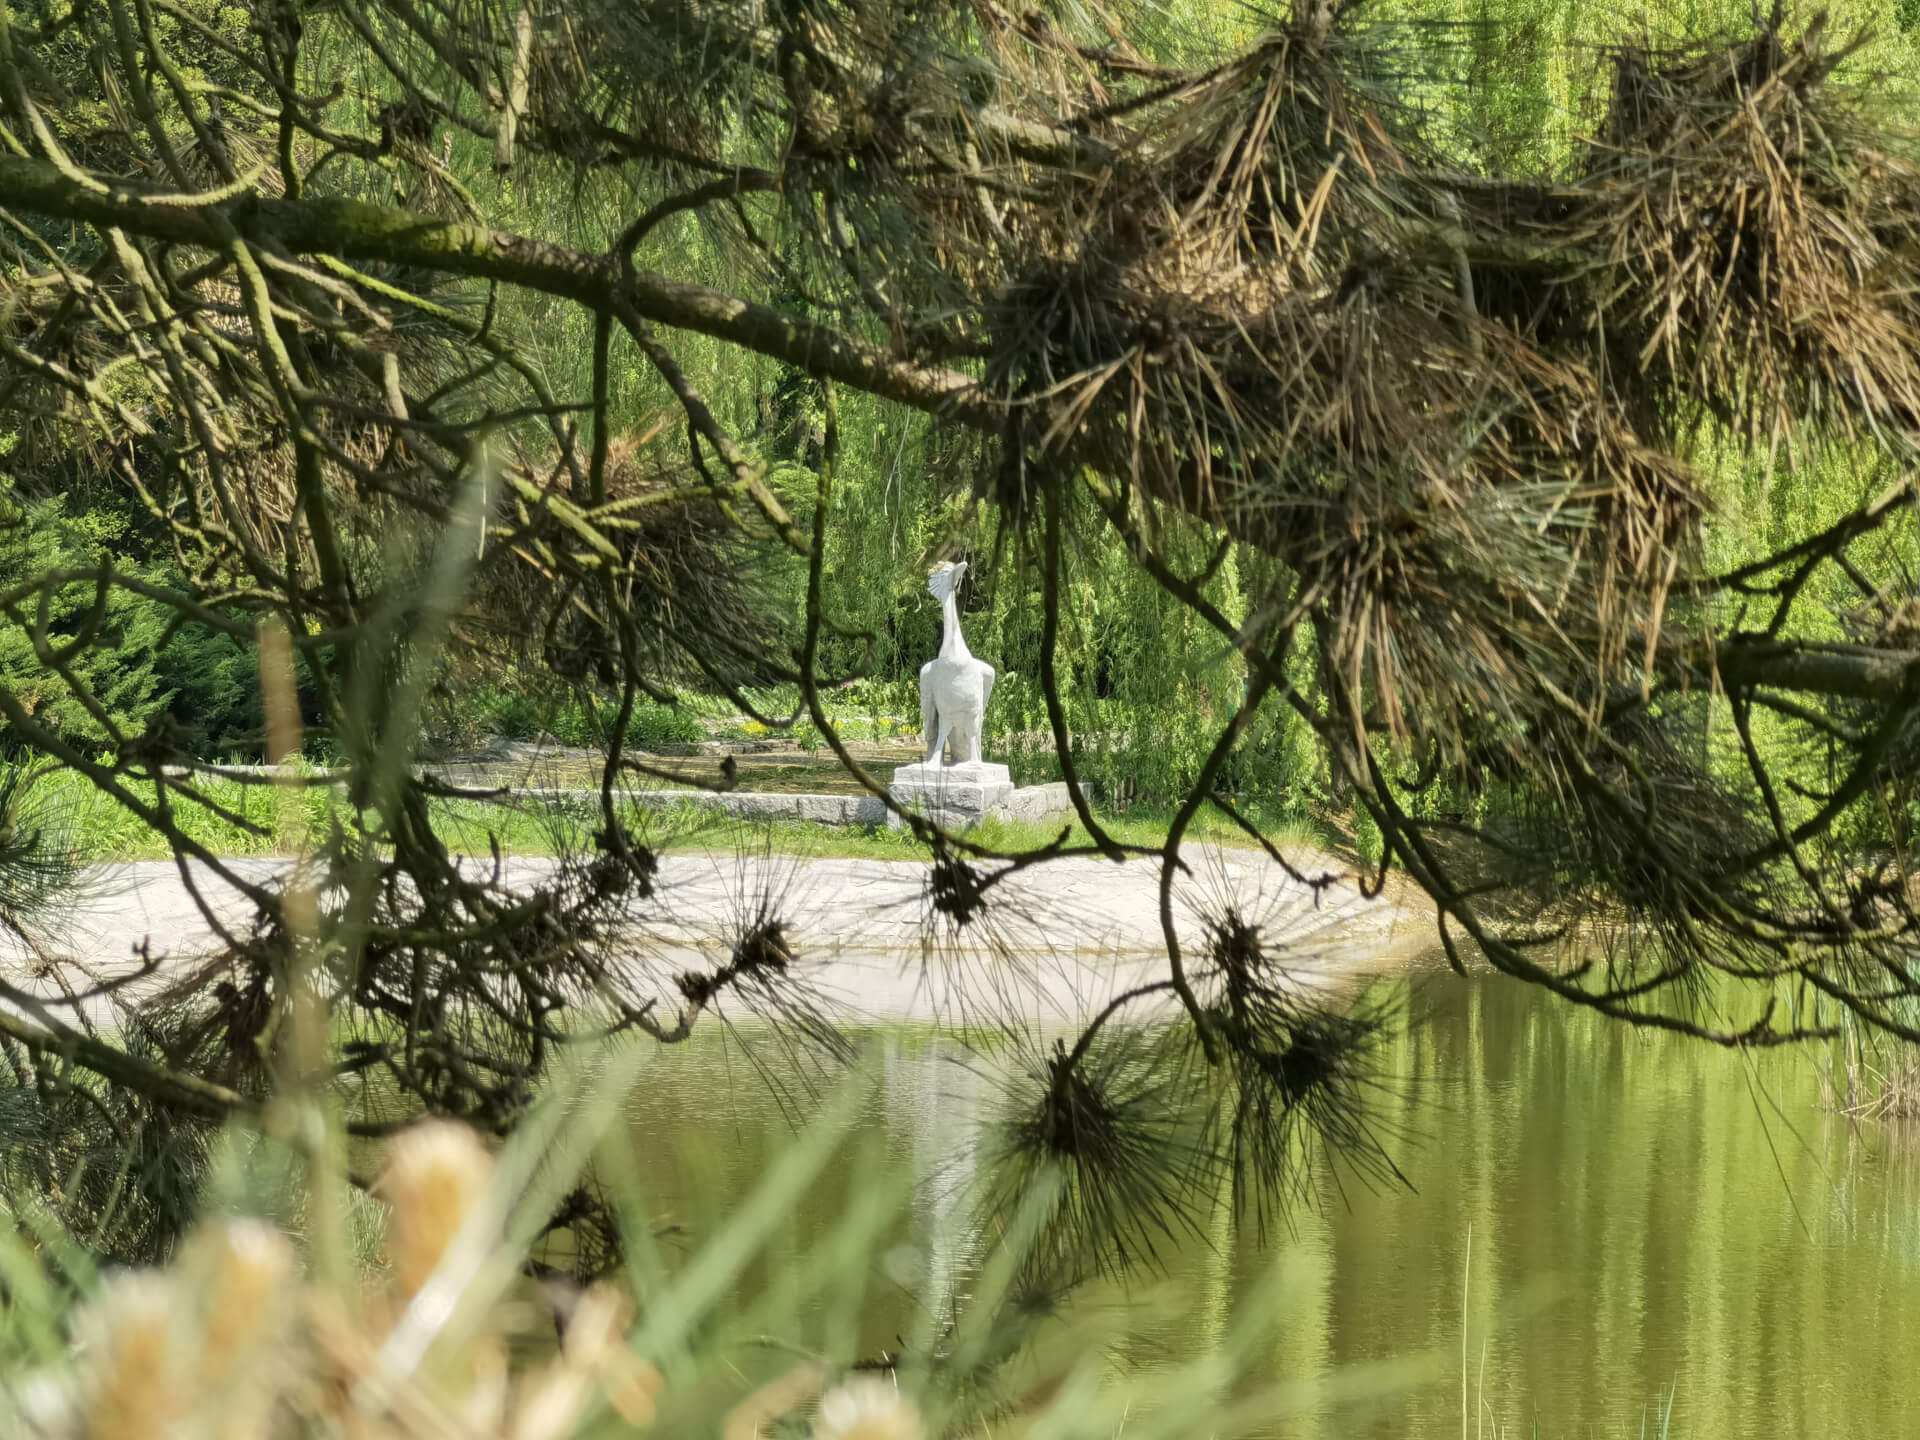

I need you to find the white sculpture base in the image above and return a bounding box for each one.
[888,760,1014,830]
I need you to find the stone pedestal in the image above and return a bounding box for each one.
[888,760,1014,830]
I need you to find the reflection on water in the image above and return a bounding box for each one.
[624,968,1920,1437]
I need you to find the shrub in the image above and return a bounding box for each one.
[627,699,706,748]
[0,490,169,748]
[152,624,260,758]
[479,690,543,740]
[482,691,707,749]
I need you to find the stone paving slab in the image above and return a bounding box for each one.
[7,846,1434,1029]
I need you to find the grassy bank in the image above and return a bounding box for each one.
[32,765,1331,866]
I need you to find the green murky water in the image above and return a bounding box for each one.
[624,968,1920,1437]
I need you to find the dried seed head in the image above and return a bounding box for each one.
[508,1363,592,1440]
[14,1371,78,1439]
[811,1377,920,1440]
[559,1286,659,1428]
[603,1353,664,1428]
[191,1218,295,1379]
[454,1339,511,1436]
[559,1284,633,1369]
[77,1273,190,1440]
[378,1119,495,1298]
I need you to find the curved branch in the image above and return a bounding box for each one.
[0,154,999,429]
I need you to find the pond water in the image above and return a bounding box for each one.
[623,965,1920,1437]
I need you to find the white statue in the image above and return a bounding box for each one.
[918,560,995,764]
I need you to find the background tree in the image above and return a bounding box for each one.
[0,0,1918,1276]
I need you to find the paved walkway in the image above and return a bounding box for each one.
[20,846,1434,1028]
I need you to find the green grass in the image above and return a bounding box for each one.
[23,765,1333,865]
[628,802,1309,864]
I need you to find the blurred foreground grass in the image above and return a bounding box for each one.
[0,1049,1444,1440]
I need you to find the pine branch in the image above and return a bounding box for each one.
[0,155,998,428]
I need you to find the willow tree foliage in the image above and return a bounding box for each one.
[1,0,1919,1275]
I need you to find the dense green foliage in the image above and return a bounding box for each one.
[4,0,1912,816]
[0,489,169,744]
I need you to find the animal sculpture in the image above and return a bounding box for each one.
[918,561,995,764]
